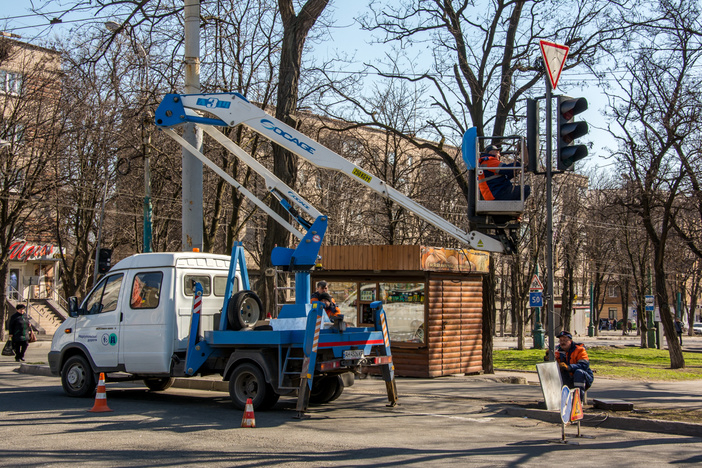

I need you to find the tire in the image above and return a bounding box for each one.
[61,355,96,398]
[227,291,263,331]
[309,375,342,405]
[144,377,175,392]
[328,376,345,402]
[229,363,270,410]
[258,383,281,410]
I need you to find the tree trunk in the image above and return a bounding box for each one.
[654,257,684,368]
[0,263,7,341]
[482,257,496,374]
[259,0,329,311]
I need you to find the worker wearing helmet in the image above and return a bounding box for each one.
[478,145,531,202]
[547,331,594,401]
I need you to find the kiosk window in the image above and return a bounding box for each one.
[380,282,425,343]
[324,280,426,344]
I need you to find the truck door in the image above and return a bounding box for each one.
[120,270,171,373]
[76,273,124,369]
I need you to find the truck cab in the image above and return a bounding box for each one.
[49,252,239,396]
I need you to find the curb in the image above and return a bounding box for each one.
[504,407,702,438]
[17,364,230,392]
[18,363,53,377]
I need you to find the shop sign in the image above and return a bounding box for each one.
[8,241,57,262]
[420,247,489,274]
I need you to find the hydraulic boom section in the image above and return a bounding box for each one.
[155,92,510,253]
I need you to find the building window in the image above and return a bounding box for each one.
[608,308,617,320]
[0,70,23,95]
[608,285,617,297]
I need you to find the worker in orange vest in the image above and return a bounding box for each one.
[312,292,341,318]
[478,145,530,202]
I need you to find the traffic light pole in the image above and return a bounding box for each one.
[545,77,556,361]
[93,168,109,285]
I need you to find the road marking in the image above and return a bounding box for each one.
[395,408,495,423]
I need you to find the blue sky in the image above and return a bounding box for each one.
[2,1,613,173]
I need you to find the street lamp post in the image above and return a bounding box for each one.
[105,21,152,253]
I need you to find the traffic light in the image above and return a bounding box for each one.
[526,98,540,173]
[98,248,112,274]
[556,96,589,171]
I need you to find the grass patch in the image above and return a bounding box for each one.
[494,346,702,381]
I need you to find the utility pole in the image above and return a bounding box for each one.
[545,76,555,359]
[142,115,152,252]
[182,0,203,251]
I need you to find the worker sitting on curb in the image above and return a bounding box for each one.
[545,330,594,401]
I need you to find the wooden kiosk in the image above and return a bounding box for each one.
[312,245,489,378]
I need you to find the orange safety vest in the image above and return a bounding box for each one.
[477,154,503,200]
[310,297,341,318]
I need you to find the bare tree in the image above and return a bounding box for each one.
[259,0,330,311]
[606,1,702,367]
[317,0,623,370]
[0,38,63,339]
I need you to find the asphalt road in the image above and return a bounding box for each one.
[2,360,702,466]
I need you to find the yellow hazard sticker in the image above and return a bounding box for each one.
[352,168,372,183]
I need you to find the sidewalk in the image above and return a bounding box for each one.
[9,341,702,438]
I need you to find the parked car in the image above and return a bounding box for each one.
[693,323,702,335]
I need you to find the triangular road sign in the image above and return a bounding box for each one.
[570,389,584,421]
[539,40,569,89]
[529,274,544,291]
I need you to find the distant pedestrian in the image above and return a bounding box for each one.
[8,304,30,362]
[675,319,683,346]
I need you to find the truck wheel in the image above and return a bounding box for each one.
[227,291,263,330]
[144,377,175,392]
[61,355,96,398]
[259,383,281,410]
[329,376,345,402]
[309,375,342,405]
[229,363,269,410]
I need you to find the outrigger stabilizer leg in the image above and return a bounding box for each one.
[374,303,398,407]
[294,307,325,419]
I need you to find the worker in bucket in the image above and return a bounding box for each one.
[548,331,594,401]
[478,145,531,202]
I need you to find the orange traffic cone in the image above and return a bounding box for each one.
[88,372,113,413]
[241,398,256,428]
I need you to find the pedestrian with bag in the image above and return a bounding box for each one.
[8,304,33,362]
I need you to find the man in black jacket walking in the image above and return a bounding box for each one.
[9,304,30,362]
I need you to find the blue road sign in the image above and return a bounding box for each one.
[529,291,543,308]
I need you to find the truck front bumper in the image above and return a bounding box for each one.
[48,351,61,376]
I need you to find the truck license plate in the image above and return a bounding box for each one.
[343,349,364,360]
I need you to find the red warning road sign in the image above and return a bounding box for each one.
[539,40,569,89]
[529,274,544,291]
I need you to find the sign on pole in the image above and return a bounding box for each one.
[530,274,544,291]
[530,291,544,308]
[539,40,569,89]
